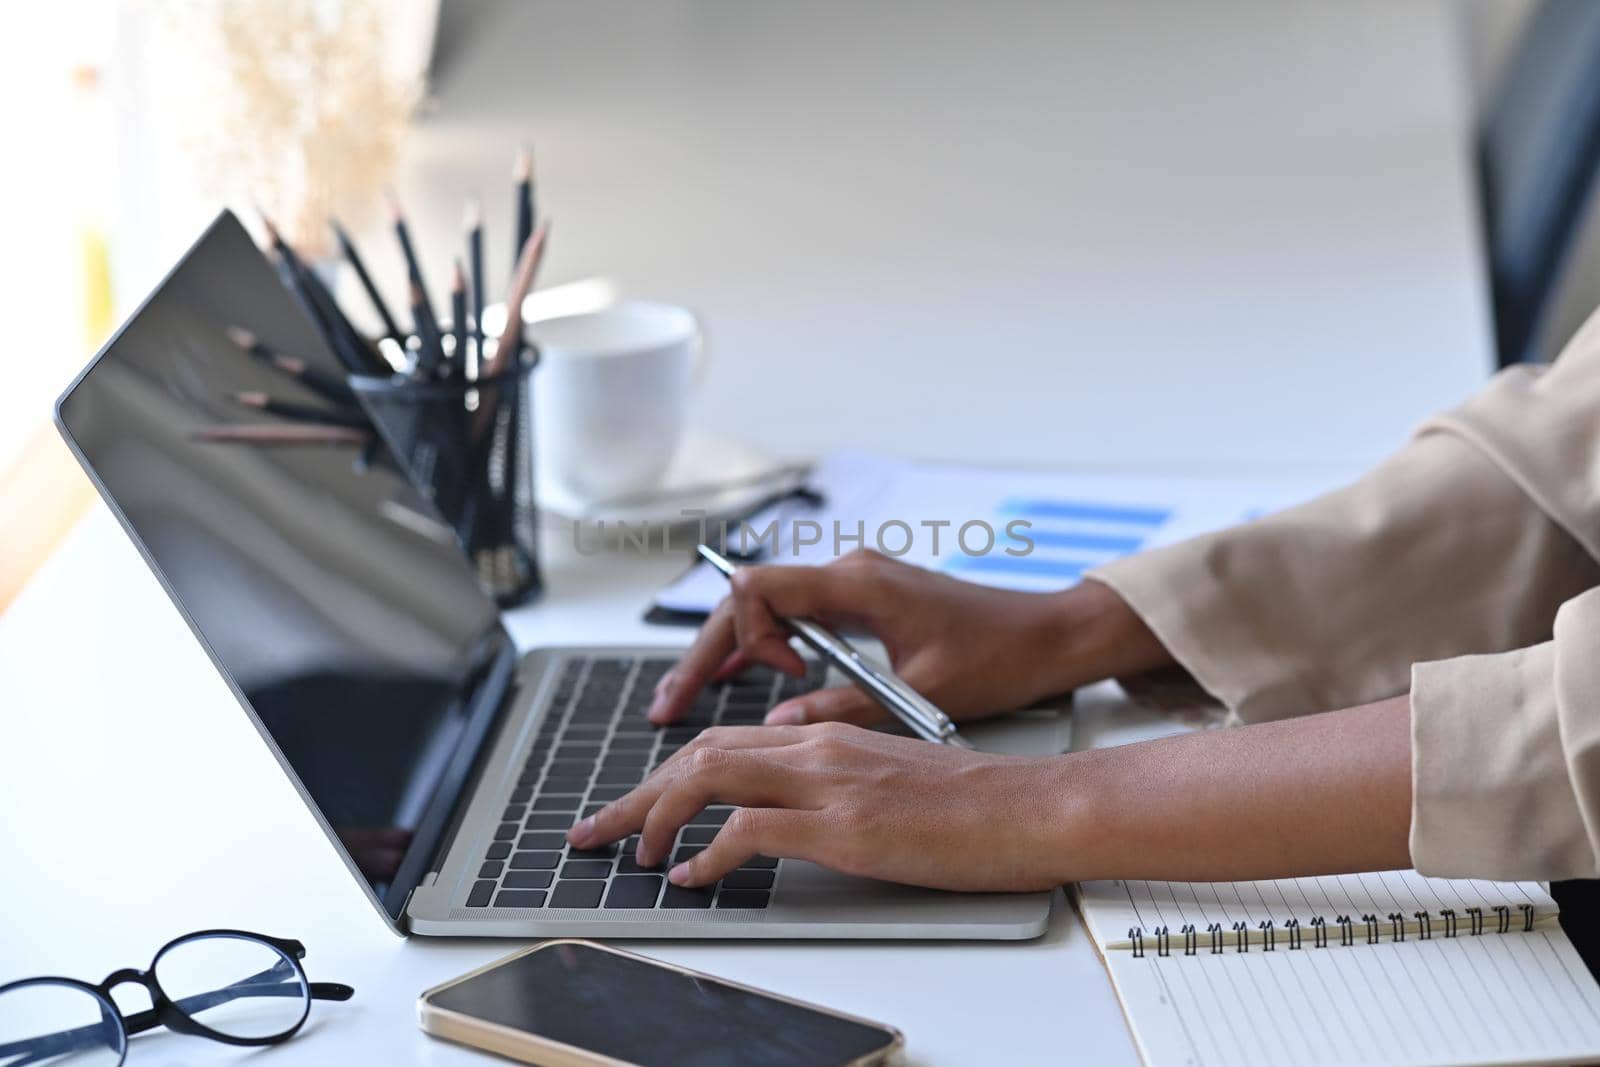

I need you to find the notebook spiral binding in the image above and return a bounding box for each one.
[1126,902,1537,959]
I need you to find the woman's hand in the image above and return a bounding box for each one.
[566,721,1076,891]
[647,549,1168,728]
[569,698,1415,890]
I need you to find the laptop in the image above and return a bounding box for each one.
[54,211,1063,939]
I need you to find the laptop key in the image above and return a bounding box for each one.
[502,804,526,822]
[722,869,775,890]
[617,855,666,875]
[689,807,734,826]
[494,889,548,908]
[510,850,561,869]
[582,802,606,818]
[680,826,720,845]
[541,776,590,794]
[604,875,665,909]
[587,785,632,802]
[561,860,613,879]
[533,795,580,812]
[567,844,617,860]
[486,842,512,860]
[504,870,554,889]
[660,884,716,909]
[467,880,495,907]
[716,889,771,909]
[509,785,533,803]
[547,759,594,777]
[518,831,567,851]
[550,881,605,908]
[606,736,654,751]
[478,860,504,879]
[493,822,518,841]
[525,812,577,830]
[595,770,643,787]
[673,845,706,865]
[741,855,780,869]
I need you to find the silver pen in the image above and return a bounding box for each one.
[696,544,973,748]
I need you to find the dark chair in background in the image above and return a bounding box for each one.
[1479,0,1600,368]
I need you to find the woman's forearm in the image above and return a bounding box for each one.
[1049,694,1413,882]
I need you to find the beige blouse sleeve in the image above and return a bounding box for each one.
[1086,310,1600,879]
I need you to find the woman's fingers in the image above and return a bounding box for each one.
[648,601,738,723]
[568,727,815,851]
[764,685,887,727]
[636,749,817,865]
[652,559,891,724]
[668,808,826,886]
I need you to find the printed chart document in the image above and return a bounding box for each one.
[653,450,1329,617]
[1076,872,1600,1067]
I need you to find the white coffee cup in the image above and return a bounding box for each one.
[527,300,702,502]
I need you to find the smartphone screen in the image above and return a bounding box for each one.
[426,942,897,1066]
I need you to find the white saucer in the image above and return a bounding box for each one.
[535,432,810,525]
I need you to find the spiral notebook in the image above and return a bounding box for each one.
[1076,871,1600,1067]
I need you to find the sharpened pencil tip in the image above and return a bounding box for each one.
[409,279,426,305]
[515,145,533,182]
[234,391,269,408]
[450,259,465,290]
[384,186,403,222]
[258,212,283,248]
[227,326,258,350]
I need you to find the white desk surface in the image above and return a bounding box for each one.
[5,2,1488,1064]
[1,509,1183,1066]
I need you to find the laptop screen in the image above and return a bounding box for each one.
[56,212,508,918]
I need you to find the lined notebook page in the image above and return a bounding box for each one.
[1076,873,1600,1067]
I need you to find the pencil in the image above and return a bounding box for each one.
[259,215,326,342]
[233,391,370,428]
[331,219,404,340]
[466,197,485,375]
[192,424,371,445]
[483,218,550,380]
[514,146,535,267]
[227,326,359,405]
[302,262,390,376]
[450,259,468,370]
[261,214,376,376]
[410,280,446,374]
[474,220,550,442]
[385,189,445,372]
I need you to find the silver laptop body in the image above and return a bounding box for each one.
[54,211,1058,941]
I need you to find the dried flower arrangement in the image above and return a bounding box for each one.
[168,0,426,258]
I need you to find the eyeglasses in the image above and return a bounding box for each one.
[0,930,353,1066]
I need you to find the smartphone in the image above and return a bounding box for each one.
[417,940,904,1067]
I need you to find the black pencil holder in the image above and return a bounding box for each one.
[350,347,542,607]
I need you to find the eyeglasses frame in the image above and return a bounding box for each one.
[0,928,353,1064]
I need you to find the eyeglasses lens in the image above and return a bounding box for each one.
[0,979,125,1066]
[152,935,309,1041]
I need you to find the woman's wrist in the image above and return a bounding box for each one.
[1026,578,1174,699]
[1019,749,1110,885]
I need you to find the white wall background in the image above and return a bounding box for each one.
[11,1,1600,478]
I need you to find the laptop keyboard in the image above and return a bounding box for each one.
[466,654,825,912]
